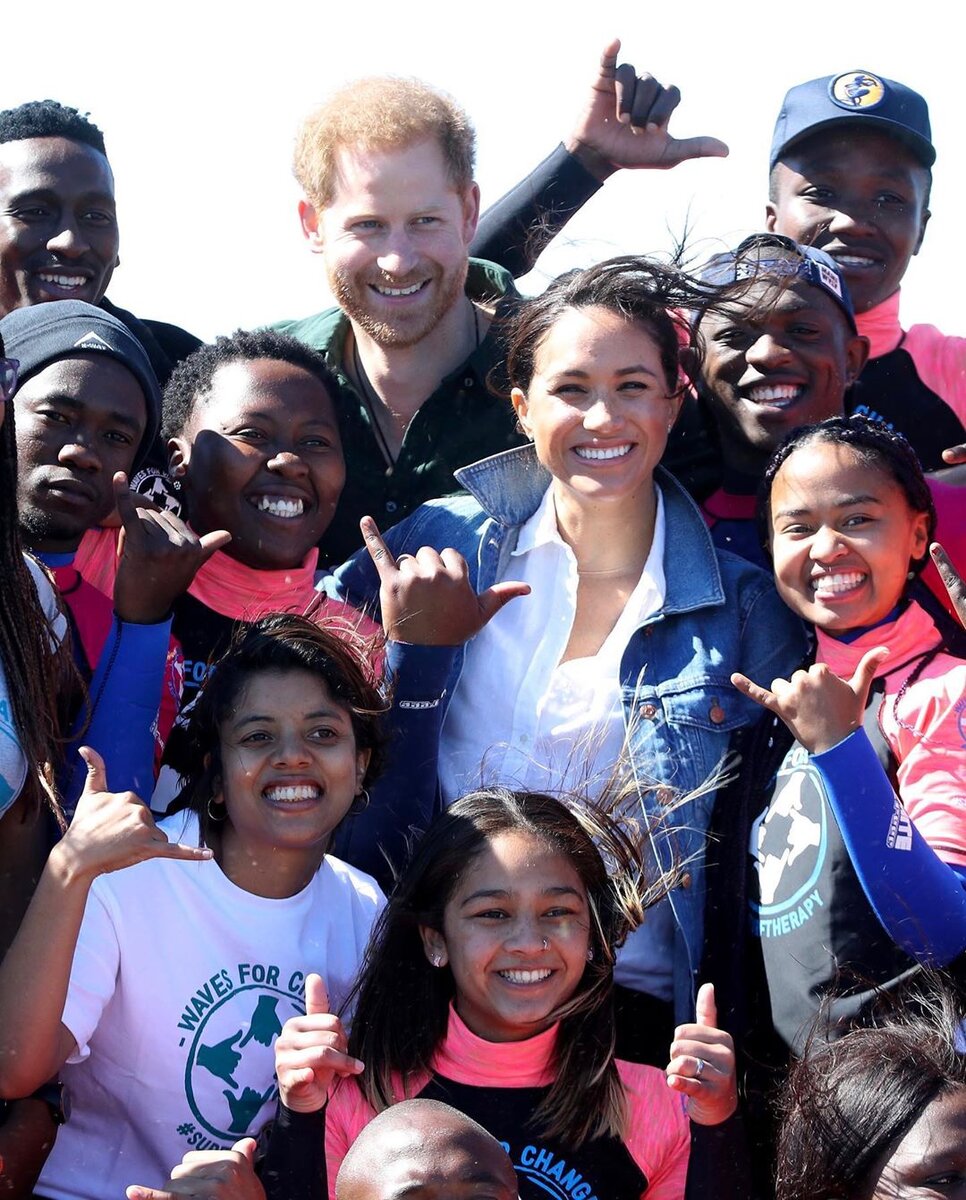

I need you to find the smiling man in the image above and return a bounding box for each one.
[475,57,965,476]
[765,71,965,469]
[273,79,525,565]
[0,102,200,400]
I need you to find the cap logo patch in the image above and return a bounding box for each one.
[829,71,886,111]
[816,262,843,298]
[72,331,114,353]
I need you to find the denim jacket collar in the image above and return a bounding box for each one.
[455,444,726,616]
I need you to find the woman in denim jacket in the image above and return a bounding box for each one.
[330,257,807,1032]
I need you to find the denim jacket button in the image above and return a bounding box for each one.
[709,700,726,724]
[655,786,674,807]
[638,702,658,720]
[680,872,692,889]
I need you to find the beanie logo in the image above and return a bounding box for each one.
[72,331,114,353]
[829,71,886,111]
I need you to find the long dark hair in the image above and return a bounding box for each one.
[776,979,966,1200]
[346,787,668,1147]
[170,612,387,847]
[1,349,69,819]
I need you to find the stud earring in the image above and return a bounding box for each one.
[586,948,594,962]
[431,953,442,968]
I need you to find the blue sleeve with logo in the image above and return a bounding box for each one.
[812,729,966,965]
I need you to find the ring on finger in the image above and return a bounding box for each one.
[695,1057,706,1079]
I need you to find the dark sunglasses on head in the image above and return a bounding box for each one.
[0,358,18,403]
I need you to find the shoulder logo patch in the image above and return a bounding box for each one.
[72,331,114,352]
[829,71,886,111]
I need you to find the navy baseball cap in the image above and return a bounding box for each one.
[698,234,857,331]
[770,70,934,170]
[0,300,161,468]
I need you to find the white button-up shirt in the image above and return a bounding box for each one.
[439,483,675,1000]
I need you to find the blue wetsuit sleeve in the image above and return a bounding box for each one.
[64,617,172,812]
[812,728,966,965]
[471,144,604,277]
[331,641,453,891]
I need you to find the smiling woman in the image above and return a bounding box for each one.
[332,254,807,1034]
[0,613,388,1199]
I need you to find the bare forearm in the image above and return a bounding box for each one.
[0,847,85,1096]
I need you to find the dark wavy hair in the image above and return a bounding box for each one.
[758,414,937,576]
[501,254,731,398]
[345,786,672,1148]
[776,979,966,1200]
[170,612,387,847]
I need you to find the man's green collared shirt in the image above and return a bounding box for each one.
[273,259,526,566]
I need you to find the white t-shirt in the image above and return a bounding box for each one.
[39,812,384,1200]
[0,557,67,818]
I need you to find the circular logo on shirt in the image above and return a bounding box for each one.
[829,71,886,111]
[749,745,829,921]
[181,980,304,1141]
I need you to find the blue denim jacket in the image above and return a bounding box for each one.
[332,446,807,1018]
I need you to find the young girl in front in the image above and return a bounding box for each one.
[269,788,738,1200]
[0,614,387,1199]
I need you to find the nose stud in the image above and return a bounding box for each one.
[541,938,549,951]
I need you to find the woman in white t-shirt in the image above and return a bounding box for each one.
[0,613,387,1199]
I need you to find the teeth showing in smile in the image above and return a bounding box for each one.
[39,272,87,289]
[499,969,552,985]
[574,444,632,460]
[255,496,305,519]
[811,571,866,595]
[264,784,320,803]
[746,384,803,408]
[834,255,877,269]
[374,282,424,296]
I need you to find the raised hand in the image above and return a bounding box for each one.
[274,973,363,1114]
[113,472,231,624]
[565,38,729,180]
[126,1137,265,1200]
[931,543,966,629]
[731,646,889,756]
[55,746,213,885]
[361,516,530,646]
[666,983,737,1126]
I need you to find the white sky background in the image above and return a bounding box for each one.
[4,0,961,341]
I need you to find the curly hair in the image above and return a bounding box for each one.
[293,77,475,209]
[161,328,344,441]
[0,99,107,155]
